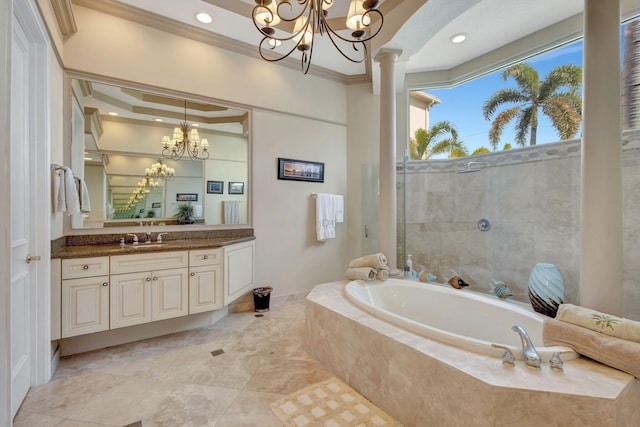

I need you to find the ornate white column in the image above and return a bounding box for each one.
[375,49,402,268]
[581,0,623,315]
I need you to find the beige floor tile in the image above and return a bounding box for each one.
[215,390,285,427]
[17,294,334,427]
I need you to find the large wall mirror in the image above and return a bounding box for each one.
[68,76,250,229]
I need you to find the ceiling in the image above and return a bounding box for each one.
[109,0,592,77]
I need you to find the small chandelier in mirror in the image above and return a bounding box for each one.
[161,100,209,161]
[252,0,383,74]
[145,159,175,181]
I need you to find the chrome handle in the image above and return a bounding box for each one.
[364,225,369,238]
[190,272,195,276]
[102,282,108,287]
[203,255,208,260]
[26,254,41,264]
[152,276,158,281]
[145,277,151,282]
[83,264,89,270]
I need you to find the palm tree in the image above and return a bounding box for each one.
[410,121,467,159]
[482,63,582,149]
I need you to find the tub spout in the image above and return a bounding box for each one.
[511,325,541,368]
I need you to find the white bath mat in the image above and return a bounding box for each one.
[271,378,402,427]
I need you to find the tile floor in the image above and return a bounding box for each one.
[14,297,335,427]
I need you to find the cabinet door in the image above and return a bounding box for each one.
[223,241,255,306]
[189,265,222,314]
[152,268,189,321]
[61,276,109,338]
[110,271,152,329]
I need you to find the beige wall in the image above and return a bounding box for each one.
[54,5,354,296]
[50,43,65,239]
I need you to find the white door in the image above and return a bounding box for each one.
[10,17,32,418]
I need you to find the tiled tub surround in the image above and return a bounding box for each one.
[401,130,640,321]
[305,281,640,427]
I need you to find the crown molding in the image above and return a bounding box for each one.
[70,0,372,84]
[50,0,77,35]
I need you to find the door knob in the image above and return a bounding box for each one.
[26,254,41,264]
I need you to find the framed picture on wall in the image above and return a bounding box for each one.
[207,180,224,194]
[277,157,324,183]
[228,182,244,195]
[152,202,161,208]
[176,193,198,202]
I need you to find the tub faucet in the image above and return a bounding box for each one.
[512,325,541,368]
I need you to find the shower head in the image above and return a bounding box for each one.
[458,161,487,173]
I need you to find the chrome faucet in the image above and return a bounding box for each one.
[126,233,138,245]
[156,232,168,243]
[144,232,152,243]
[512,325,541,368]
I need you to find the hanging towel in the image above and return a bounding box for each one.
[334,194,344,223]
[315,193,344,241]
[63,167,80,215]
[223,200,240,224]
[80,178,91,213]
[52,170,66,213]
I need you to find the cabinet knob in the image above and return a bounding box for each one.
[190,272,195,276]
[152,276,158,281]
[203,255,208,260]
[102,282,108,287]
[83,265,89,270]
[145,277,151,281]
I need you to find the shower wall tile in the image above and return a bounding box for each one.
[401,134,640,319]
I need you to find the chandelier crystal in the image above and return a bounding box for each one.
[161,100,209,161]
[252,0,383,74]
[145,159,175,181]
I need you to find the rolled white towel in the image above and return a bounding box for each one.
[348,253,389,270]
[376,269,389,281]
[345,267,377,281]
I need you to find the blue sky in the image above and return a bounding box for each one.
[423,40,584,157]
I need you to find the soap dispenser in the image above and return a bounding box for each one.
[405,254,413,278]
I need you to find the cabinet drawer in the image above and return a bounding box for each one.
[189,248,222,266]
[62,256,109,279]
[110,250,188,274]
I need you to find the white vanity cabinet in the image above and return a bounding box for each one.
[189,248,223,314]
[223,240,255,305]
[53,240,255,341]
[61,256,110,338]
[110,251,189,329]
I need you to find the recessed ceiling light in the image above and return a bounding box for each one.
[196,12,213,24]
[154,118,163,122]
[192,123,200,127]
[108,112,118,116]
[450,33,467,44]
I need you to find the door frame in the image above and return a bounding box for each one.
[4,0,52,422]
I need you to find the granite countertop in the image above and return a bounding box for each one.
[51,236,255,259]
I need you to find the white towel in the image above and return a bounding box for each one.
[334,194,344,223]
[223,200,240,224]
[52,170,65,213]
[80,178,91,213]
[63,167,80,215]
[315,193,338,241]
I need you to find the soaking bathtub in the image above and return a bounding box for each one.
[344,278,577,361]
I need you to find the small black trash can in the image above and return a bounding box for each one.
[253,286,273,312]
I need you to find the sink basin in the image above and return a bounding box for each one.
[129,243,165,249]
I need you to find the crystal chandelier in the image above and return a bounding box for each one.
[161,100,209,161]
[145,159,175,181]
[252,0,383,74]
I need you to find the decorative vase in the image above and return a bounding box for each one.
[528,263,564,317]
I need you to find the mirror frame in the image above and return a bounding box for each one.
[62,71,253,235]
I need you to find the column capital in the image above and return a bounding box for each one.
[374,48,403,64]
